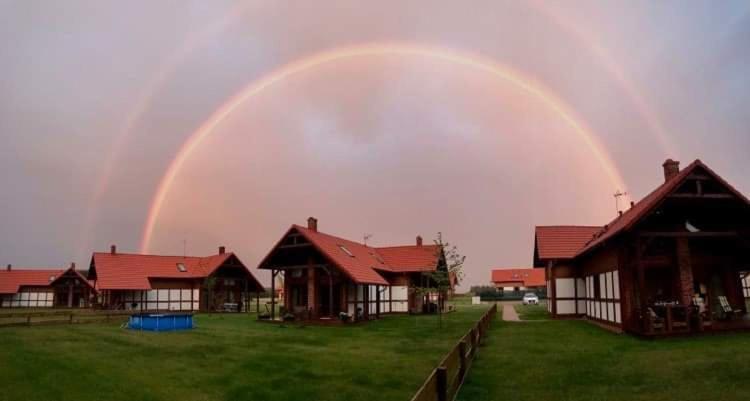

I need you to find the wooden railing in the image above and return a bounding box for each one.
[0,310,132,328]
[410,303,498,401]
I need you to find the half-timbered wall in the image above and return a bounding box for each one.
[742,274,750,298]
[0,289,54,308]
[346,284,409,316]
[119,289,200,311]
[585,270,621,324]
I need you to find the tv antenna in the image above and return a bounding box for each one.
[363,234,373,246]
[614,190,628,215]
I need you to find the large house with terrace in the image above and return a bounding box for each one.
[88,246,263,312]
[0,263,95,308]
[257,218,451,322]
[538,159,750,336]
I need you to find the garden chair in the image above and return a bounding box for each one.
[718,296,743,320]
[647,307,665,332]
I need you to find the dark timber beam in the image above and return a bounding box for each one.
[638,231,738,238]
[668,193,734,199]
[277,243,313,250]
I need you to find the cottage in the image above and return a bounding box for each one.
[538,159,750,336]
[257,218,450,321]
[88,246,263,312]
[0,263,95,308]
[491,268,545,292]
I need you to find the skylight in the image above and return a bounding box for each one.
[339,245,354,257]
[176,263,187,272]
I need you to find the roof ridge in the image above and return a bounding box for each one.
[94,251,226,259]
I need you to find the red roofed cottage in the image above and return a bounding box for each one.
[257,218,451,321]
[538,160,750,336]
[491,268,545,292]
[0,264,95,308]
[88,246,263,312]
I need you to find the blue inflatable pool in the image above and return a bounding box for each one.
[128,313,194,331]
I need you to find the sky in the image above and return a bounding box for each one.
[1,1,749,290]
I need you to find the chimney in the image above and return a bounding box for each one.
[219,246,226,255]
[70,262,76,269]
[416,235,423,246]
[110,245,116,255]
[6,264,10,272]
[630,201,635,208]
[618,211,623,217]
[307,217,318,232]
[662,159,680,182]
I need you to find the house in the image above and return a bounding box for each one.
[257,218,451,321]
[491,268,545,292]
[88,245,264,312]
[537,159,750,336]
[0,263,95,308]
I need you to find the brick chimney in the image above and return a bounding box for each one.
[663,159,680,182]
[110,245,116,255]
[307,217,318,232]
[416,235,423,246]
[70,262,76,269]
[6,264,10,272]
[218,246,226,255]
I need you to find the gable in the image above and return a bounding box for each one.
[576,160,750,257]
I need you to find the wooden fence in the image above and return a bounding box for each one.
[0,310,132,328]
[410,303,497,401]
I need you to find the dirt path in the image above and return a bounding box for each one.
[502,304,520,321]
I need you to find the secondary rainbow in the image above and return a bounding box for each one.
[140,42,630,252]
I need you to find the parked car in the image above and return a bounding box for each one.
[522,293,539,305]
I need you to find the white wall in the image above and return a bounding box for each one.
[122,289,199,311]
[0,292,53,308]
[584,270,621,324]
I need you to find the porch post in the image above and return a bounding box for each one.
[328,269,334,319]
[270,270,276,320]
[676,238,694,307]
[376,285,381,318]
[67,282,74,308]
[636,238,648,332]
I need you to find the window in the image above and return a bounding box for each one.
[339,245,354,257]
[593,275,601,300]
[176,263,187,272]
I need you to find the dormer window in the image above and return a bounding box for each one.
[176,263,187,272]
[339,245,354,257]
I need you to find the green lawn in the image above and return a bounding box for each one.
[0,305,488,401]
[458,319,750,401]
[513,303,550,321]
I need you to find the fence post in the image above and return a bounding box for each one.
[459,341,467,380]
[26,314,31,326]
[69,313,74,324]
[436,366,448,401]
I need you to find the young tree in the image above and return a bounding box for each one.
[416,232,466,327]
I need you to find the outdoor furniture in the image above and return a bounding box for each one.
[718,296,743,320]
[646,307,665,333]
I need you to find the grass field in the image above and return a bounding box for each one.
[513,303,549,321]
[457,319,750,401]
[0,304,488,401]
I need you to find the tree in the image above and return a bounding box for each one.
[416,232,466,327]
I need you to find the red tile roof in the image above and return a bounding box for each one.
[491,268,545,287]
[375,245,441,273]
[90,252,263,291]
[535,226,602,261]
[0,268,62,294]
[259,225,442,285]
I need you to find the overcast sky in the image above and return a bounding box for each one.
[1,1,749,290]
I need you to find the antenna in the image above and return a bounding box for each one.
[363,234,372,246]
[614,190,628,215]
[182,239,187,258]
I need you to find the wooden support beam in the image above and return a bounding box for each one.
[638,231,738,238]
[668,193,734,199]
[276,243,313,250]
